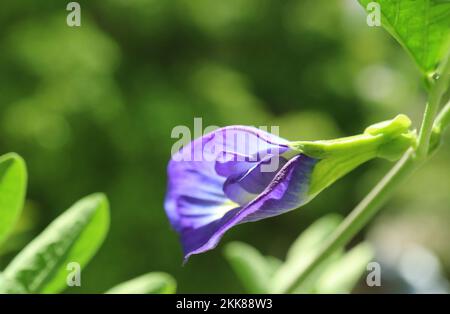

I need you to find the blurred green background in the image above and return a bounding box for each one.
[0,0,449,293]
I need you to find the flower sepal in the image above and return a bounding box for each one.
[289,114,416,197]
[290,114,415,159]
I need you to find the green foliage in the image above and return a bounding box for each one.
[271,214,344,293]
[2,194,110,293]
[314,243,373,293]
[105,272,176,294]
[286,214,342,262]
[223,242,279,293]
[0,273,26,294]
[359,0,450,75]
[0,153,27,246]
[0,152,177,294]
[224,215,374,294]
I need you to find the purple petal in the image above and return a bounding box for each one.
[223,155,289,205]
[165,126,290,233]
[179,154,317,260]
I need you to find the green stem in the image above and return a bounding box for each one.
[429,100,450,154]
[284,150,419,292]
[283,56,450,294]
[416,102,439,159]
[435,99,450,132]
[417,54,450,159]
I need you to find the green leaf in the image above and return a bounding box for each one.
[270,214,342,293]
[315,243,374,294]
[286,214,342,261]
[0,153,27,246]
[3,193,110,293]
[291,252,343,294]
[224,242,277,293]
[265,256,283,277]
[0,273,26,294]
[359,0,450,74]
[105,272,176,294]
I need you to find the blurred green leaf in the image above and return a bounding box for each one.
[0,153,27,246]
[315,242,374,294]
[265,256,283,277]
[3,193,110,293]
[287,214,342,261]
[359,0,450,74]
[224,242,277,293]
[0,273,26,294]
[291,252,343,294]
[270,214,342,293]
[105,272,176,294]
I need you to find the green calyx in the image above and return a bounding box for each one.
[289,114,416,198]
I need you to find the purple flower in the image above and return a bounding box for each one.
[165,126,317,261]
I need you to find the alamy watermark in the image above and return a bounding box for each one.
[366,2,381,27]
[170,118,284,173]
[66,2,81,27]
[66,262,81,287]
[366,261,382,287]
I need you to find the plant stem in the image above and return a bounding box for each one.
[284,150,418,292]
[283,57,450,294]
[417,55,450,159]
[416,102,439,159]
[435,99,450,132]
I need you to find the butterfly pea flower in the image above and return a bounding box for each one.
[165,115,415,261]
